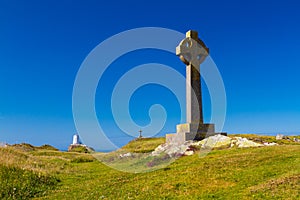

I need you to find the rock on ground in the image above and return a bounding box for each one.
[152,141,194,157]
[194,134,232,149]
[233,137,263,148]
[151,134,273,158]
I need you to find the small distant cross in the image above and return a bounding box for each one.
[138,130,143,138]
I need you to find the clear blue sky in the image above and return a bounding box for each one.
[0,0,300,150]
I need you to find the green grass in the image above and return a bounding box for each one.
[0,136,299,199]
[68,145,90,153]
[36,144,59,151]
[0,145,96,199]
[10,143,59,152]
[122,137,165,153]
[0,165,58,199]
[38,145,299,200]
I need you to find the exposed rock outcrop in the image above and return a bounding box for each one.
[152,134,275,158]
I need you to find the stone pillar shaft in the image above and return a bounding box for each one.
[186,64,203,124]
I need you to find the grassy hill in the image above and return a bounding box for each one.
[0,135,299,199]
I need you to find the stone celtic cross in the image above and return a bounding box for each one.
[176,30,209,125]
[166,30,224,144]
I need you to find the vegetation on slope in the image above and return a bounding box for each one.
[41,144,300,200]
[10,143,59,152]
[68,144,95,153]
[122,137,165,153]
[0,135,299,199]
[0,145,94,199]
[0,165,58,199]
[36,144,59,151]
[0,147,60,199]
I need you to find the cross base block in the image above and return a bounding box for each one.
[166,123,227,144]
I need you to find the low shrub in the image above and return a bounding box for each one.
[71,156,95,163]
[36,144,59,151]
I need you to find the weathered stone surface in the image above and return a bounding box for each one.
[195,134,232,149]
[152,140,195,157]
[167,122,221,144]
[184,150,194,156]
[176,123,215,135]
[166,132,191,144]
[276,134,284,140]
[157,135,274,158]
[234,137,264,148]
[119,152,132,158]
[263,142,278,146]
